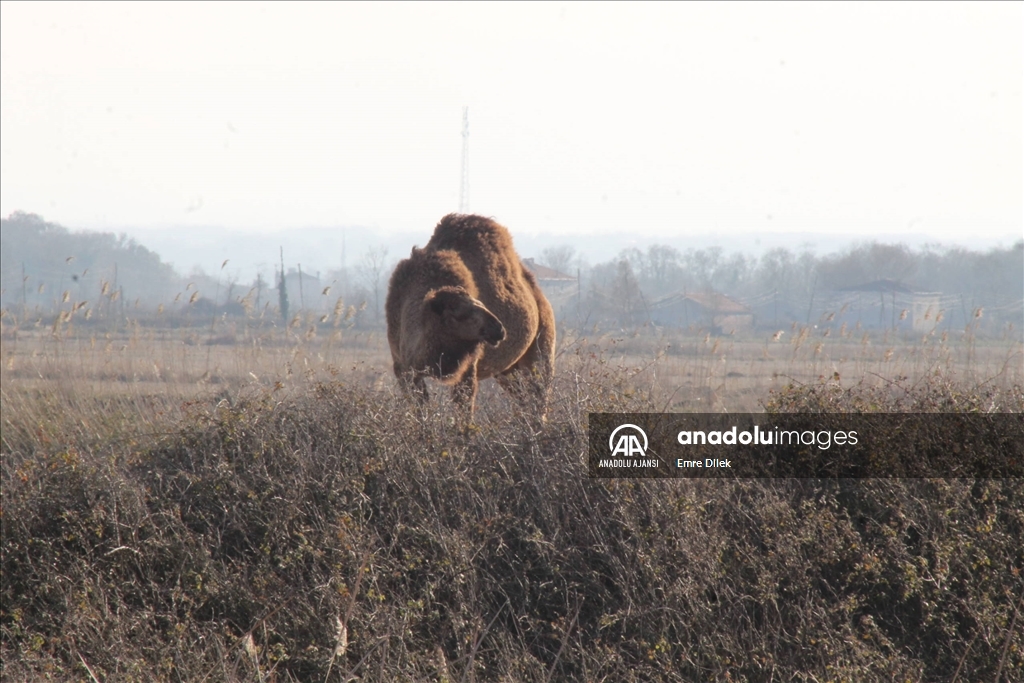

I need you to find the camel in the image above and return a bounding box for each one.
[385,213,556,419]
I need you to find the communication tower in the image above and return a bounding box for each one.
[459,106,470,213]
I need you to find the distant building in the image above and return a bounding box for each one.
[522,258,578,318]
[829,279,942,332]
[282,267,324,311]
[522,258,576,292]
[746,294,807,330]
[649,290,753,333]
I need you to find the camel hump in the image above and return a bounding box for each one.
[392,248,474,288]
[426,214,517,257]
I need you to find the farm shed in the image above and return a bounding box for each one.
[649,290,753,334]
[826,279,942,333]
[522,258,578,318]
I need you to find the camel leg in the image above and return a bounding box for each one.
[449,364,480,433]
[451,364,479,415]
[497,322,555,420]
[411,374,430,404]
[396,363,430,403]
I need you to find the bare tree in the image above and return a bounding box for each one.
[539,245,577,275]
[643,244,683,293]
[355,245,390,326]
[608,259,644,324]
[682,247,723,291]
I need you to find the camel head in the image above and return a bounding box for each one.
[425,286,506,347]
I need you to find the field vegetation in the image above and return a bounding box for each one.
[3,211,1024,681]
[2,308,1022,681]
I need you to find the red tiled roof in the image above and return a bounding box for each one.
[522,258,576,281]
[651,291,751,313]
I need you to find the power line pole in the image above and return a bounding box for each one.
[459,106,470,213]
[21,262,27,319]
[279,246,290,324]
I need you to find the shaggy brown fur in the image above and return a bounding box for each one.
[386,214,556,418]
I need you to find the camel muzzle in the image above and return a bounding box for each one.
[485,321,506,346]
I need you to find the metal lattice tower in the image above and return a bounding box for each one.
[458,106,469,213]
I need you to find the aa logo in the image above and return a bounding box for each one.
[609,424,649,457]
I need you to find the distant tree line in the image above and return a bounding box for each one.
[3,211,1020,336]
[0,212,390,329]
[1,211,177,317]
[538,239,1023,335]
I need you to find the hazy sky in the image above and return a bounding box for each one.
[1,1,1021,245]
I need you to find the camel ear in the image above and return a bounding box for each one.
[427,287,466,315]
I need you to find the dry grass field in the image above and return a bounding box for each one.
[2,313,1023,681]
[3,312,1020,414]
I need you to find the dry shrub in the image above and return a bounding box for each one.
[764,371,1024,414]
[2,363,1022,681]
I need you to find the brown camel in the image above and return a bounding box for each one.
[385,213,556,418]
